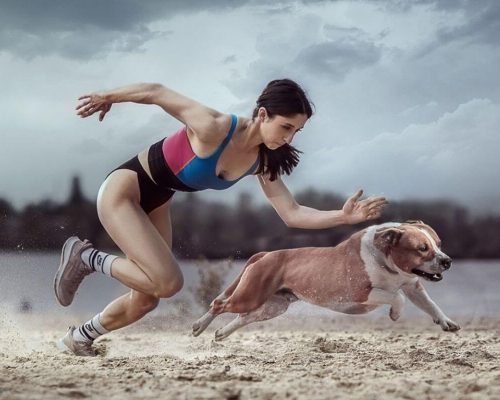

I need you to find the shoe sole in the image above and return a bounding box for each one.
[53,236,80,307]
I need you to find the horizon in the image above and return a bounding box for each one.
[0,174,497,219]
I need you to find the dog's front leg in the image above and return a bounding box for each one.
[365,288,405,321]
[402,281,460,332]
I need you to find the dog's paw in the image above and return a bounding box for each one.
[192,313,216,337]
[214,329,225,341]
[436,317,461,332]
[389,307,401,321]
[192,321,203,337]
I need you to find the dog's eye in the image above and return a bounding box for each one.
[419,244,428,252]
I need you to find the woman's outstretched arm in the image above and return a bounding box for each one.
[258,174,388,229]
[76,83,222,137]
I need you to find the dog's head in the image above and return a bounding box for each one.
[373,220,451,282]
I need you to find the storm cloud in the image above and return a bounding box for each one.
[295,38,381,79]
[0,0,251,59]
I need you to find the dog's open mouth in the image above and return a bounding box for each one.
[412,269,443,282]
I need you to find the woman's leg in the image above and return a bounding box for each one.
[98,199,174,330]
[96,170,182,298]
[58,170,181,355]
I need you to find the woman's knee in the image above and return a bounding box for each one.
[135,258,183,298]
[155,272,184,298]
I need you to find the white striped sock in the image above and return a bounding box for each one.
[73,313,109,343]
[81,248,117,277]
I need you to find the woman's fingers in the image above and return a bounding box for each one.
[360,196,387,205]
[369,196,387,203]
[367,201,387,211]
[363,201,387,220]
[75,99,91,111]
[361,200,388,211]
[347,189,364,204]
[78,104,101,117]
[76,95,93,110]
[77,104,95,116]
[76,100,96,114]
[345,192,388,222]
[369,199,388,209]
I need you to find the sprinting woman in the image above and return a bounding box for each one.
[54,79,388,356]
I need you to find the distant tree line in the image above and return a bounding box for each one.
[0,176,499,259]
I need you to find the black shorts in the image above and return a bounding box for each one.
[109,139,196,214]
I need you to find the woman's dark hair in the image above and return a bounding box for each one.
[252,79,314,181]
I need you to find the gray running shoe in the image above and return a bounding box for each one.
[54,236,94,307]
[57,326,97,357]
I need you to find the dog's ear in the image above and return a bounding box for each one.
[405,220,424,225]
[374,227,404,255]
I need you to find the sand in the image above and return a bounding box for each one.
[1,313,499,400]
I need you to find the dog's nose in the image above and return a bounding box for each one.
[440,257,452,270]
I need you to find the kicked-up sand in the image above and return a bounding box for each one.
[1,312,499,400]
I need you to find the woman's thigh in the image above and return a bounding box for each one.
[96,170,181,283]
[147,199,173,248]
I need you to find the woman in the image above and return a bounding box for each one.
[54,79,388,356]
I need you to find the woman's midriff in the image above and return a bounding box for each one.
[138,147,157,184]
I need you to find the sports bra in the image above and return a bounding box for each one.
[161,114,259,190]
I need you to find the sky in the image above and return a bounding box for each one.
[1,0,499,214]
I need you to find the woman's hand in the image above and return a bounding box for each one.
[342,189,388,224]
[76,93,112,121]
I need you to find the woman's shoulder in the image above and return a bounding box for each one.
[190,112,245,143]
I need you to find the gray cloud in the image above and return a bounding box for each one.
[0,0,249,32]
[0,25,167,60]
[376,0,470,13]
[374,0,500,50]
[295,38,381,79]
[295,98,500,213]
[411,0,500,58]
[0,0,251,59]
[223,13,381,105]
[415,0,493,12]
[222,55,237,64]
[0,0,169,59]
[437,1,500,47]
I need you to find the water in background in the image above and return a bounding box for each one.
[0,252,499,319]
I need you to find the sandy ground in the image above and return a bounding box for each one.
[1,313,499,400]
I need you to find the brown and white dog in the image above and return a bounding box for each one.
[192,221,460,340]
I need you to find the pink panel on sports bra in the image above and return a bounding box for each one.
[162,127,196,175]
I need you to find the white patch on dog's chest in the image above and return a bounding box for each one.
[360,224,416,292]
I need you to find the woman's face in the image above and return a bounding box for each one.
[258,108,308,150]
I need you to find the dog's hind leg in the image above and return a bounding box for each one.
[214,291,297,341]
[192,292,227,337]
[222,252,267,298]
[214,254,285,316]
[192,253,268,337]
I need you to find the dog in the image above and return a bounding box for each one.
[192,221,461,340]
